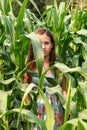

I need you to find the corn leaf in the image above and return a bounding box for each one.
[25,32,44,78]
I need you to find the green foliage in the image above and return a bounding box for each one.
[0,0,87,129]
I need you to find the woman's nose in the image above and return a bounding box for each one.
[42,43,45,49]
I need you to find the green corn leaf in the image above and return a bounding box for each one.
[25,9,34,32]
[54,62,87,80]
[17,83,37,127]
[0,90,8,114]
[0,108,47,130]
[25,32,44,79]
[60,118,77,130]
[46,85,66,108]
[77,119,87,130]
[16,0,28,34]
[64,74,71,122]
[51,6,58,30]
[79,109,87,120]
[0,77,15,85]
[0,51,11,61]
[38,88,54,130]
[29,0,41,15]
[76,29,87,37]
[73,37,87,51]
[4,15,12,39]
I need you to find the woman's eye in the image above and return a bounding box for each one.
[45,42,49,45]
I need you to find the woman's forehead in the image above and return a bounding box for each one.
[38,34,51,42]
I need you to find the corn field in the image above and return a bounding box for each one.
[0,0,87,130]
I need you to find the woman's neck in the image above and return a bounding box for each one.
[43,56,50,68]
[44,55,50,63]
[34,56,52,75]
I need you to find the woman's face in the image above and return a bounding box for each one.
[39,34,53,58]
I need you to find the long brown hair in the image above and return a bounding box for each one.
[24,28,56,83]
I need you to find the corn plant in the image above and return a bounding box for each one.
[0,0,87,130]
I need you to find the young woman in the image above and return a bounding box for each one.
[24,28,67,130]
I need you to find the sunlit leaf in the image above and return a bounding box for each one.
[0,90,8,114]
[25,32,44,78]
[54,62,87,80]
[29,0,41,15]
[16,0,28,34]
[0,108,47,130]
[17,83,37,126]
[79,109,87,120]
[0,77,15,85]
[77,29,87,37]
[38,88,54,130]
[73,37,87,51]
[77,119,87,130]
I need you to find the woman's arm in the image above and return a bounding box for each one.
[61,76,67,97]
[23,73,31,103]
[23,73,29,83]
[23,73,32,84]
